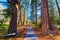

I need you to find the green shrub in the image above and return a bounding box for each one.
[55,16,60,25]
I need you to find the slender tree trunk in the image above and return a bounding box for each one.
[49,0,54,30]
[33,7,34,22]
[41,0,50,35]
[8,4,18,34]
[21,14,23,26]
[21,9,23,26]
[31,1,34,23]
[32,6,34,22]
[27,8,28,25]
[55,0,60,16]
[35,0,37,26]
[18,7,22,26]
[23,8,25,25]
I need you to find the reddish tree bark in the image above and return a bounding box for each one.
[41,0,50,35]
[8,3,18,34]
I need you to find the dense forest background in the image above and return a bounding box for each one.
[0,0,60,38]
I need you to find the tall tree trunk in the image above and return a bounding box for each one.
[18,6,22,26]
[31,0,35,23]
[55,0,60,16]
[35,0,37,26]
[41,0,50,35]
[27,8,28,25]
[23,8,25,25]
[49,0,54,30]
[8,4,18,34]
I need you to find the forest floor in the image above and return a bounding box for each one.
[0,25,28,40]
[34,29,60,40]
[0,26,60,40]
